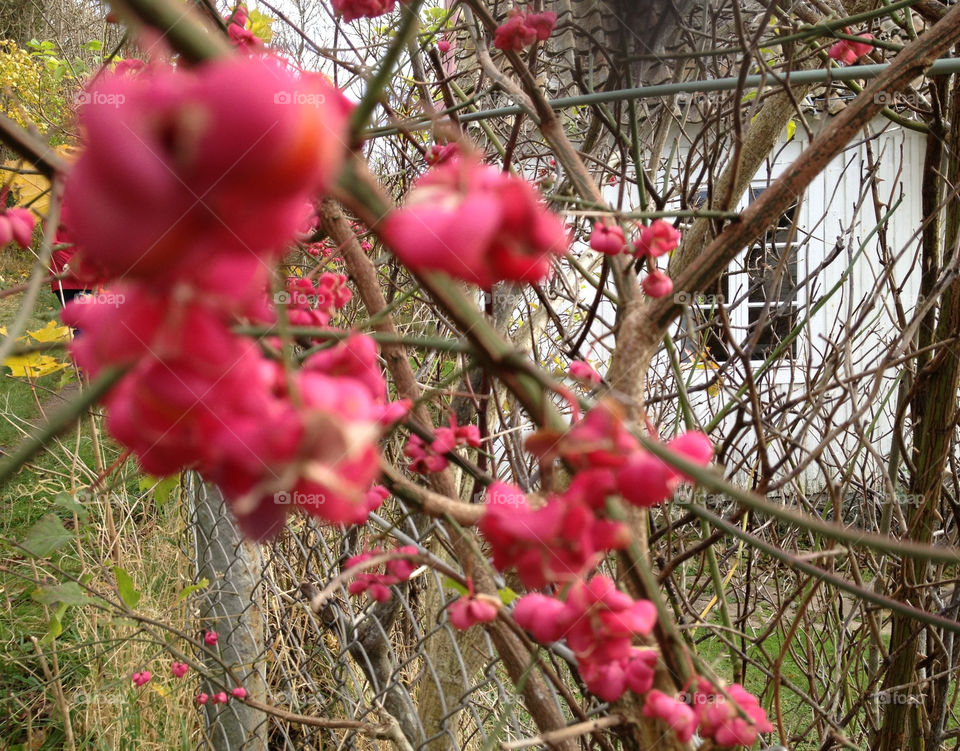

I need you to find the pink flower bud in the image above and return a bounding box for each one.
[195,693,209,705]
[231,687,248,699]
[171,661,189,678]
[204,630,219,646]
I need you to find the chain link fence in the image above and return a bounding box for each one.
[181,475,592,751]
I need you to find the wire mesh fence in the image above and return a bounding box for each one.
[181,474,590,751]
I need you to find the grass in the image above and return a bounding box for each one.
[0,252,198,750]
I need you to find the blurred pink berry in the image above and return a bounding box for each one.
[383,155,568,289]
[0,207,35,249]
[494,10,555,50]
[616,430,713,507]
[634,219,681,257]
[231,687,248,699]
[332,0,402,22]
[195,693,209,705]
[513,594,567,643]
[212,691,229,704]
[526,11,557,41]
[171,661,189,678]
[494,11,537,50]
[131,670,152,687]
[437,40,452,54]
[589,223,625,255]
[448,594,499,630]
[642,690,697,742]
[642,269,674,298]
[693,678,773,747]
[828,31,873,65]
[62,57,350,288]
[204,630,219,646]
[667,431,714,480]
[617,451,674,507]
[570,360,602,385]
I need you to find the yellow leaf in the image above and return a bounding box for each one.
[248,9,275,43]
[4,353,68,377]
[27,320,71,343]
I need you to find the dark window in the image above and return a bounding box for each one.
[696,188,800,363]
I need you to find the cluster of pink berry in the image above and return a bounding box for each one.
[59,56,409,539]
[196,687,248,705]
[405,416,482,474]
[283,273,353,329]
[346,545,419,601]
[643,679,773,746]
[589,219,682,298]
[435,401,771,744]
[493,8,558,50]
[514,578,658,701]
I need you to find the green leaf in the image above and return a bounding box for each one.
[113,567,141,609]
[176,578,209,602]
[40,603,67,645]
[786,119,797,142]
[83,40,103,52]
[32,581,90,607]
[139,474,180,504]
[21,514,71,557]
[442,577,468,596]
[498,587,519,606]
[52,492,89,520]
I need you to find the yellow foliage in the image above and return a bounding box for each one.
[4,145,76,216]
[0,41,61,133]
[1,321,70,377]
[248,10,275,43]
